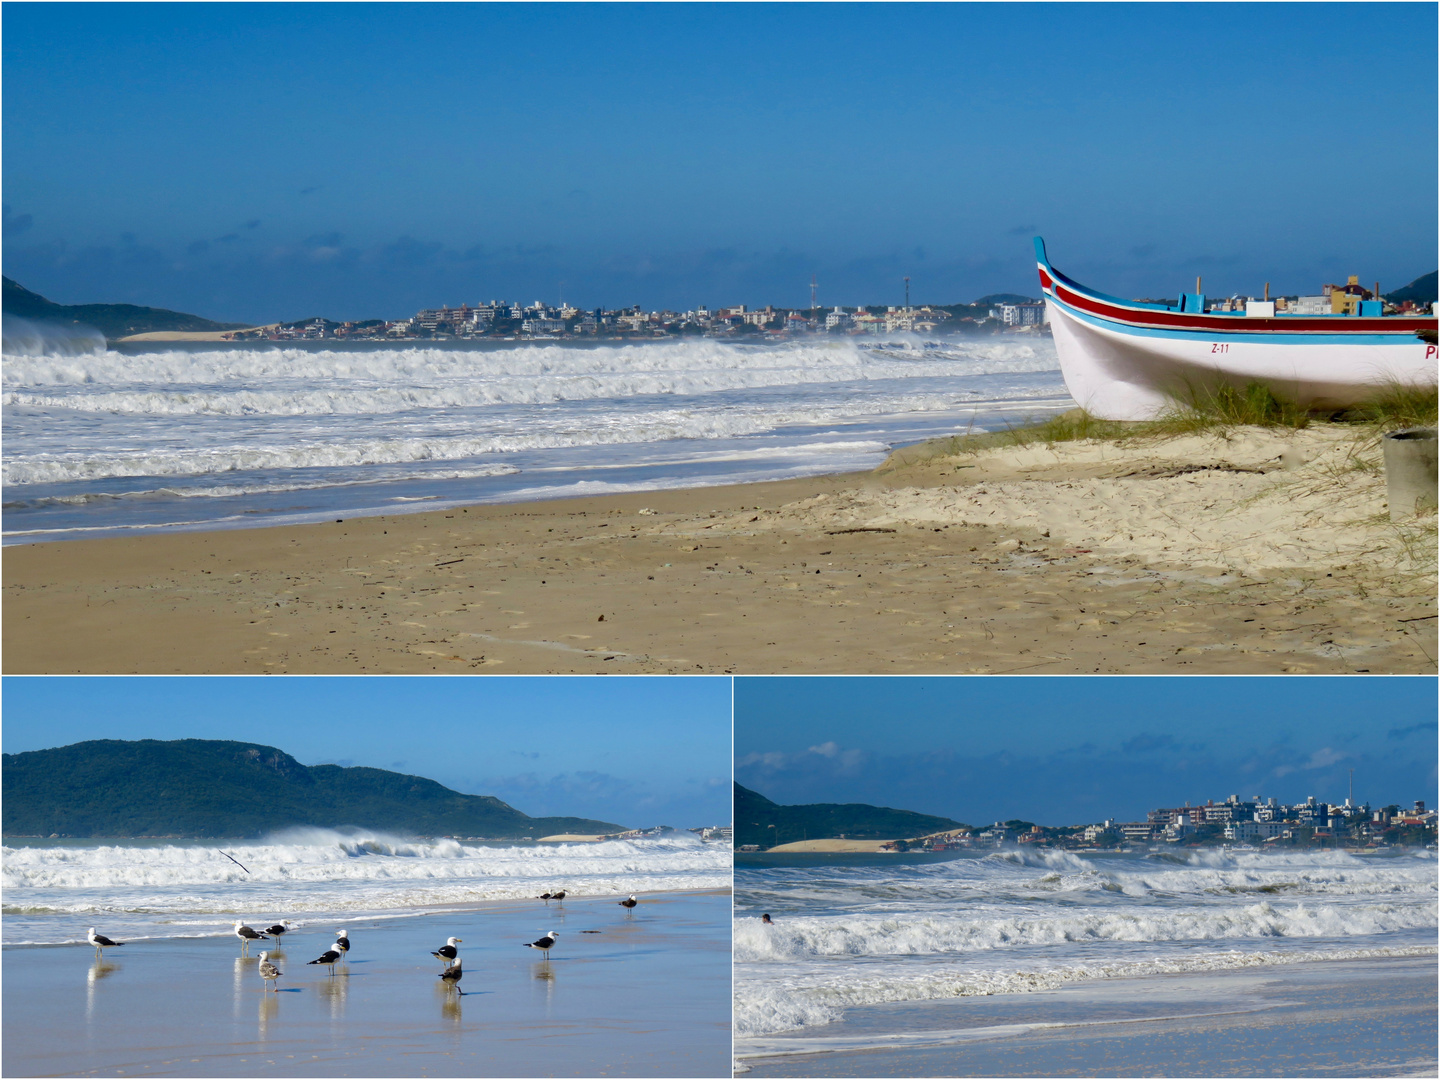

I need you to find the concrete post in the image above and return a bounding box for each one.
[1382,427,1438,519]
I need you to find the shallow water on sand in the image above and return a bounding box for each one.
[738,956,1439,1077]
[2,890,731,1077]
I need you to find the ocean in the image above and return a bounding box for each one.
[1,829,732,947]
[1,334,1068,543]
[733,847,1438,1055]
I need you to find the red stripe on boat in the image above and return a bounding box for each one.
[1045,280,1429,337]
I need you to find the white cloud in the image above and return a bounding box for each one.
[1304,747,1345,769]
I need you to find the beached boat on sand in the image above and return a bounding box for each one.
[1034,238,1438,420]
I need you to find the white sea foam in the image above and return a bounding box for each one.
[2,338,1056,401]
[733,944,1438,1039]
[2,412,903,486]
[734,849,1439,1038]
[735,900,1435,965]
[7,464,523,505]
[3,335,1067,537]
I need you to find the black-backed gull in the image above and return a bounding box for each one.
[431,937,462,967]
[523,931,559,959]
[234,921,269,954]
[307,946,343,975]
[87,928,125,957]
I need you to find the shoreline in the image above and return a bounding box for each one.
[6,423,1433,674]
[736,954,1438,1078]
[3,891,732,1078]
[4,886,734,949]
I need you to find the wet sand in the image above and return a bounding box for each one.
[1,890,730,1078]
[5,425,1434,674]
[737,955,1438,1078]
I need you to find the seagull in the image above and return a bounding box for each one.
[619,894,638,912]
[257,951,282,992]
[761,914,774,925]
[234,921,269,955]
[333,931,351,961]
[262,920,293,941]
[438,959,463,990]
[87,928,125,957]
[523,931,559,960]
[431,937,462,968]
[307,945,343,975]
[551,890,567,903]
[538,892,554,904]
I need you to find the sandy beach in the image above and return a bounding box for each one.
[116,327,274,342]
[763,840,895,853]
[737,955,1438,1078]
[1,890,731,1078]
[5,423,1434,674]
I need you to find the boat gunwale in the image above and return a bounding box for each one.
[1033,237,1435,339]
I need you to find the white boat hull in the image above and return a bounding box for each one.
[1048,299,1438,420]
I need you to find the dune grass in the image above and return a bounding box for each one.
[966,381,1438,453]
[1339,382,1438,432]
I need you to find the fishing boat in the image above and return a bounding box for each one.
[1034,238,1437,420]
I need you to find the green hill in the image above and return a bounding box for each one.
[2,277,249,339]
[735,782,967,848]
[2,739,627,839]
[1384,271,1437,306]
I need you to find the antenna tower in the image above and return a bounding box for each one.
[811,274,817,316]
[904,276,910,309]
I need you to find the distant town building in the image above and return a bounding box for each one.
[993,302,1047,327]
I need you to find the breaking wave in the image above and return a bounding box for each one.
[2,829,731,941]
[734,848,1438,1038]
[733,899,1436,964]
[1,315,105,357]
[2,338,1057,405]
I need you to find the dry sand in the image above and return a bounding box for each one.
[117,326,274,342]
[5,424,1434,674]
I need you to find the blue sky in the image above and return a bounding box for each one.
[1,676,732,828]
[4,3,1435,323]
[735,677,1438,825]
